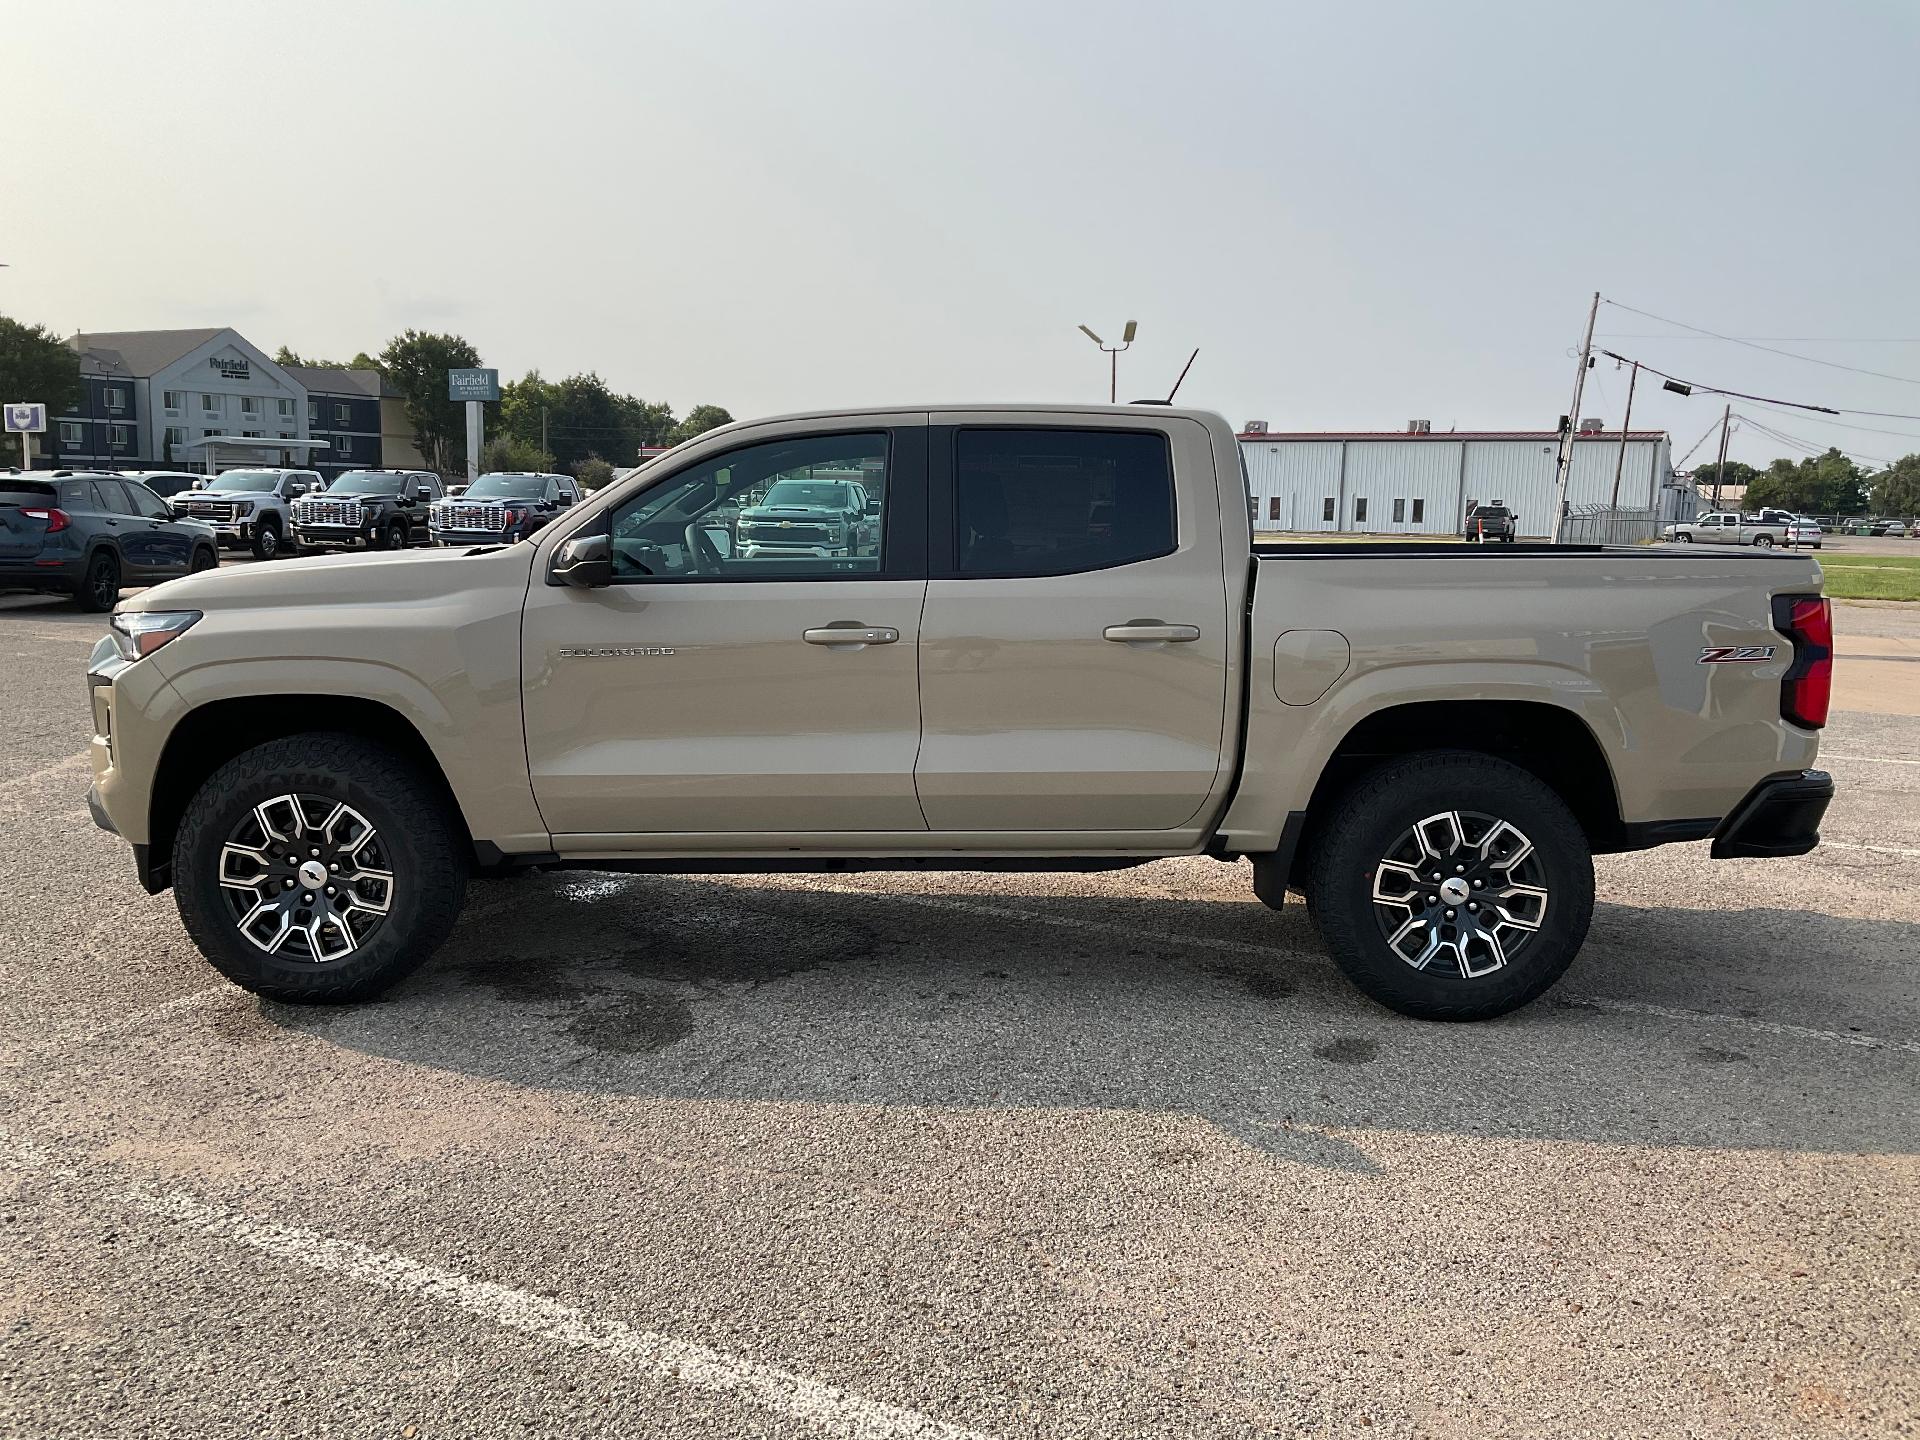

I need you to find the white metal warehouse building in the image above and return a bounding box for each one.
[1237,425,1691,537]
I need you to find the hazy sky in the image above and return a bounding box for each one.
[8,1,1919,468]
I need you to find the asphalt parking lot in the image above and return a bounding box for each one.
[2,571,1916,1438]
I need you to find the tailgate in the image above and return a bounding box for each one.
[0,486,60,560]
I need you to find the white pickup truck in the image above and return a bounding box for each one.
[85,405,1835,1022]
[1664,510,1794,547]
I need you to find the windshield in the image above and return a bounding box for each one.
[463,475,547,500]
[324,472,408,495]
[201,470,282,493]
[762,481,853,509]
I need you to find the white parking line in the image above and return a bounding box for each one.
[0,1131,998,1440]
[782,882,1920,1058]
[1821,753,1920,766]
[1822,840,1920,858]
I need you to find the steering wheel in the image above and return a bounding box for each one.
[684,521,726,574]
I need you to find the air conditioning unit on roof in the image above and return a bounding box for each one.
[1243,420,1269,434]
[1407,419,1431,434]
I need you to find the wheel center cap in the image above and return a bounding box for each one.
[298,860,329,889]
[1439,877,1472,905]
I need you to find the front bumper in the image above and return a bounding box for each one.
[294,523,373,548]
[432,527,520,547]
[1710,769,1834,859]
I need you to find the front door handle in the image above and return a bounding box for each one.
[1104,621,1201,643]
[803,624,899,647]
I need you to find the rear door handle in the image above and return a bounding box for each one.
[803,625,899,647]
[1104,622,1200,643]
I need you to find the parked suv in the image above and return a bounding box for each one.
[171,468,320,560]
[1,473,217,609]
[734,475,878,559]
[1462,502,1518,543]
[292,470,442,551]
[429,471,579,547]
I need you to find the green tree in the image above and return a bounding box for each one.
[378,330,482,473]
[0,315,84,429]
[479,434,556,474]
[668,404,734,445]
[274,345,380,372]
[1746,449,1865,515]
[1868,454,1920,516]
[1693,460,1758,503]
[573,455,616,491]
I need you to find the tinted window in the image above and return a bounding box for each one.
[609,431,890,580]
[1322,497,1335,522]
[1354,496,1368,524]
[57,481,99,511]
[954,428,1173,577]
[123,482,172,519]
[1412,499,1425,523]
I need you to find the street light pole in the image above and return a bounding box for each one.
[1550,291,1601,543]
[1078,320,1137,403]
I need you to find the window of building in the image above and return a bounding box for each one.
[277,398,294,417]
[109,424,131,448]
[278,431,294,441]
[1411,499,1425,524]
[336,435,351,458]
[1354,497,1368,523]
[334,403,350,426]
[163,426,186,450]
[1392,498,1405,523]
[163,390,184,413]
[202,395,221,414]
[242,430,262,439]
[1322,497,1335,523]
[59,420,84,446]
[241,397,260,417]
[953,428,1174,578]
[307,399,320,425]
[105,388,126,412]
[1267,496,1282,522]
[608,430,892,581]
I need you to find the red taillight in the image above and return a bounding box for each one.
[20,506,70,533]
[1774,594,1832,730]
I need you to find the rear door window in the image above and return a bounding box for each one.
[952,428,1174,577]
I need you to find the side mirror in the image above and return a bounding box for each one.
[416,486,434,500]
[555,493,574,507]
[549,526,613,588]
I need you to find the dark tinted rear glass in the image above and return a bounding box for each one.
[954,428,1175,577]
[0,481,57,502]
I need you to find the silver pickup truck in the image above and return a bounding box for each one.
[83,404,1834,1022]
[1664,510,1793,547]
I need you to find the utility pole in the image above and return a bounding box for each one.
[1550,290,1601,543]
[541,405,548,461]
[1609,360,1640,510]
[1711,403,1731,509]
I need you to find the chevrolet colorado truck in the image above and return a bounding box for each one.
[291,469,443,551]
[83,405,1835,1021]
[429,471,581,547]
[171,467,321,559]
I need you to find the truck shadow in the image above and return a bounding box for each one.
[266,870,1920,1170]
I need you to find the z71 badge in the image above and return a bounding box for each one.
[1698,645,1776,664]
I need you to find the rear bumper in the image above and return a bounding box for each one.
[1710,769,1834,859]
[0,559,79,593]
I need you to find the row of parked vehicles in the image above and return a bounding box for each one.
[1663,509,1824,548]
[0,466,588,609]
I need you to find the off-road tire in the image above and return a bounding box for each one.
[251,520,284,560]
[75,550,119,612]
[174,733,468,1003]
[1304,750,1594,1021]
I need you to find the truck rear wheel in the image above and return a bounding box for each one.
[1304,751,1594,1020]
[173,733,468,1004]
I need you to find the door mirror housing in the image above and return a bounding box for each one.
[416,485,434,500]
[549,525,613,588]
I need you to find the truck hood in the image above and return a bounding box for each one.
[120,545,533,613]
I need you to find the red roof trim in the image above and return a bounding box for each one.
[1236,430,1668,441]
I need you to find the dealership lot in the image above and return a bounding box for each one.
[1,585,1915,1437]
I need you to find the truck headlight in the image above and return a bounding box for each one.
[109,610,203,660]
[234,501,255,517]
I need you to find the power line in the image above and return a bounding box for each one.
[1737,399,1920,443]
[1601,298,1920,386]
[1735,412,1889,466]
[1594,346,1920,423]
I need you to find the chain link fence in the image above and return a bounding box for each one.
[1558,505,1661,546]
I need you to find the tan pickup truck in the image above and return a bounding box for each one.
[84,405,1836,1021]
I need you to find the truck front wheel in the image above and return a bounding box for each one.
[1304,751,1594,1020]
[173,733,468,1003]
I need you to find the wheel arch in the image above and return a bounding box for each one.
[1281,699,1626,889]
[146,695,474,890]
